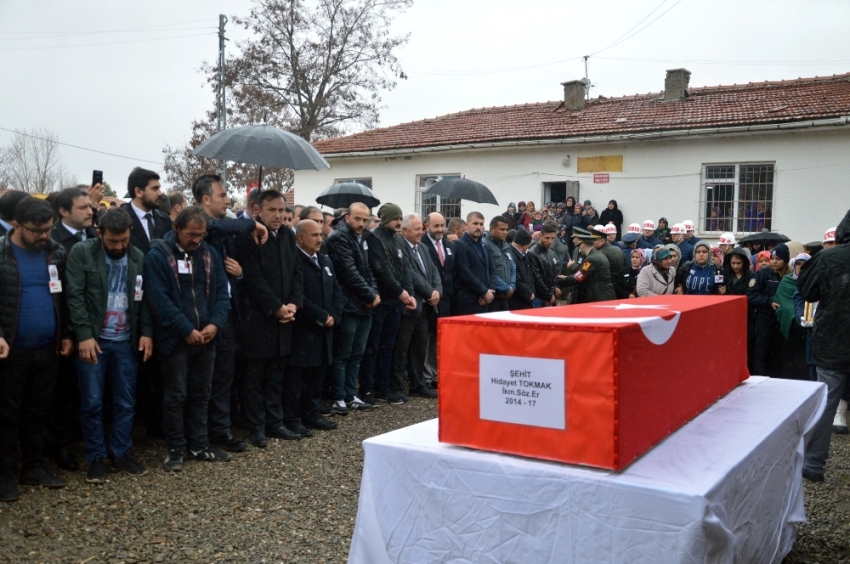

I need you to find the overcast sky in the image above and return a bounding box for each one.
[1,0,849,191]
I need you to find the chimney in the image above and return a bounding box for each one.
[664,68,691,101]
[561,80,587,111]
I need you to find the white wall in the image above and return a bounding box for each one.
[294,127,850,243]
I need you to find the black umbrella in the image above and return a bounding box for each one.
[738,232,790,245]
[193,124,330,189]
[424,176,498,205]
[316,182,380,209]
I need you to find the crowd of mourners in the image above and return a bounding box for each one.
[0,173,847,501]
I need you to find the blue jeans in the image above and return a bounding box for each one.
[360,302,402,396]
[76,339,139,462]
[332,314,372,402]
[804,367,850,475]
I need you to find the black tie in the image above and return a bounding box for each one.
[143,213,155,241]
[73,231,83,242]
[311,255,320,269]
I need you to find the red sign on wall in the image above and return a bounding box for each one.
[594,173,610,184]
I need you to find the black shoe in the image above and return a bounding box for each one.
[266,425,303,441]
[86,456,108,484]
[346,396,375,412]
[362,392,378,406]
[374,390,389,403]
[304,417,338,431]
[0,474,20,502]
[385,391,405,405]
[249,430,268,448]
[431,380,438,390]
[331,400,349,416]
[803,468,825,483]
[410,387,437,399]
[20,467,66,488]
[319,405,334,417]
[286,423,314,438]
[211,434,247,453]
[190,446,231,462]
[54,446,79,472]
[112,456,148,476]
[164,450,184,472]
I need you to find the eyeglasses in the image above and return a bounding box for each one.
[20,224,52,237]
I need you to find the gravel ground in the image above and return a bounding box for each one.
[2,399,849,563]
[0,398,437,564]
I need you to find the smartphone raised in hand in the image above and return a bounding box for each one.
[92,170,103,186]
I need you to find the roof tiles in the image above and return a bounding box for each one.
[312,73,850,155]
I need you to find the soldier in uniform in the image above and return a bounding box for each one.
[594,225,626,299]
[558,227,616,304]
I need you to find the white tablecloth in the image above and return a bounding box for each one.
[348,377,826,564]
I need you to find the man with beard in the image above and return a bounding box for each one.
[144,207,232,471]
[65,208,154,483]
[235,191,304,445]
[452,212,498,315]
[528,221,561,307]
[0,198,74,502]
[121,168,171,254]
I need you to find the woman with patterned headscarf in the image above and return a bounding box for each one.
[625,248,650,298]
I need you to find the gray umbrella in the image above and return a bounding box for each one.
[424,176,498,206]
[316,182,380,209]
[193,125,330,170]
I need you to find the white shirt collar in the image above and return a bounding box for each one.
[61,221,83,238]
[130,201,151,220]
[0,218,12,232]
[298,247,318,261]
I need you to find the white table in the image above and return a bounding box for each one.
[348,377,826,564]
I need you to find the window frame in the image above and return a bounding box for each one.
[699,162,775,235]
[416,174,462,219]
[334,177,373,189]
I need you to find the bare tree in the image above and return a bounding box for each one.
[163,0,410,192]
[1,128,76,193]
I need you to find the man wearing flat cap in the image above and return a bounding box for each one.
[558,227,616,304]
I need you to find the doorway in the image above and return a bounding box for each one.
[543,181,580,204]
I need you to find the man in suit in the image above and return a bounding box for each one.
[420,212,454,388]
[288,220,343,432]
[120,167,171,255]
[120,167,171,439]
[508,229,536,310]
[393,214,441,400]
[452,211,499,316]
[235,190,304,447]
[46,187,99,472]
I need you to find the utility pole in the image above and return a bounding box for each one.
[217,14,228,188]
[583,55,590,101]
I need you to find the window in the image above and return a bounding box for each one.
[418,174,461,219]
[334,177,372,189]
[701,163,774,234]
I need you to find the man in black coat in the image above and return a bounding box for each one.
[420,212,454,388]
[801,209,850,482]
[48,187,99,471]
[452,212,498,316]
[288,220,343,432]
[527,221,561,307]
[120,168,171,255]
[235,190,304,447]
[508,229,535,310]
[0,190,28,238]
[392,214,441,401]
[324,203,381,415]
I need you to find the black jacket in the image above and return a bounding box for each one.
[0,232,69,347]
[599,208,624,240]
[527,242,559,302]
[420,235,454,317]
[402,240,442,317]
[235,225,304,358]
[597,241,625,298]
[747,267,782,315]
[797,209,850,370]
[120,202,172,255]
[722,248,753,296]
[290,251,343,367]
[51,221,98,255]
[365,225,412,302]
[508,244,534,309]
[326,221,378,316]
[452,232,498,316]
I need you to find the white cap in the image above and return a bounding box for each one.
[718,232,736,246]
[670,223,686,235]
[604,224,617,235]
[594,225,606,232]
[628,223,642,234]
[642,220,656,231]
[683,220,696,232]
[824,227,837,243]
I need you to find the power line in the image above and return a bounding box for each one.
[589,0,670,56]
[0,32,215,52]
[0,127,163,165]
[0,27,214,41]
[0,18,213,36]
[404,57,583,76]
[591,0,684,56]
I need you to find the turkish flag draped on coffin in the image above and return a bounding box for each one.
[437,295,749,470]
